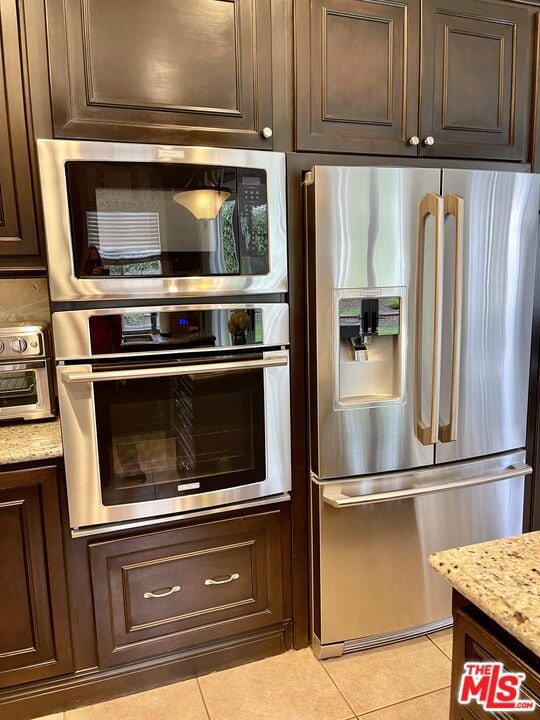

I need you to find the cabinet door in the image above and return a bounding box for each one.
[0,466,72,688]
[45,0,274,149]
[0,0,40,263]
[89,510,286,668]
[296,0,420,155]
[421,0,532,161]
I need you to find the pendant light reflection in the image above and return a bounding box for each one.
[173,189,231,221]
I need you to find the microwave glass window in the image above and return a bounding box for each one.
[65,162,270,279]
[93,366,266,505]
[0,370,38,408]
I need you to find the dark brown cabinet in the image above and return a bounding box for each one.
[0,465,72,688]
[296,0,534,161]
[45,0,275,149]
[296,0,420,156]
[89,509,287,668]
[450,596,540,720]
[421,0,532,161]
[0,0,42,268]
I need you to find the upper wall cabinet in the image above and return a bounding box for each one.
[295,0,421,156]
[45,0,275,149]
[296,0,534,161]
[421,0,532,161]
[0,0,41,267]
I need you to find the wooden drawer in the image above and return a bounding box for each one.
[89,510,285,667]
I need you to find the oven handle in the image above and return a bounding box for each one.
[62,355,288,384]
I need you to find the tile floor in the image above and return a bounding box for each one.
[36,630,453,720]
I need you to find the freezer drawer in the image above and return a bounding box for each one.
[313,450,528,657]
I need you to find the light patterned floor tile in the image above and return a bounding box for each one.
[198,648,354,720]
[64,679,208,720]
[428,628,453,659]
[358,688,451,719]
[34,715,64,720]
[324,636,452,716]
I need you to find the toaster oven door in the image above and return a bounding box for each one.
[0,361,53,421]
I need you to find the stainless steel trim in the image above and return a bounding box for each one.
[70,493,290,538]
[415,193,444,445]
[144,586,181,599]
[204,573,240,586]
[37,139,288,302]
[439,193,464,444]
[323,463,531,507]
[52,302,289,361]
[342,618,453,654]
[63,355,288,384]
[59,349,291,529]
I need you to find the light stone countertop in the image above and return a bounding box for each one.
[0,418,63,465]
[429,532,540,657]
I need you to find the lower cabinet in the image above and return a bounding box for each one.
[0,465,73,688]
[89,509,287,668]
[451,601,540,720]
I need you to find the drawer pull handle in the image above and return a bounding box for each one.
[204,573,240,586]
[143,585,181,599]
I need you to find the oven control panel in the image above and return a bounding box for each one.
[0,329,45,360]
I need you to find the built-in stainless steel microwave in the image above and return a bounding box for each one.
[37,140,287,302]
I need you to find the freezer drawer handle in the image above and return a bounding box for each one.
[415,193,444,445]
[62,355,288,384]
[439,193,464,443]
[323,464,531,508]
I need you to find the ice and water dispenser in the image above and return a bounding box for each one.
[335,288,405,407]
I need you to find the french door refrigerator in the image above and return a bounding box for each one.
[305,166,539,658]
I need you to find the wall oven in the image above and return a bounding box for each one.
[37,140,287,302]
[54,304,290,530]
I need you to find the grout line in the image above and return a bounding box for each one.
[355,685,451,717]
[426,633,453,661]
[318,658,357,718]
[196,676,214,720]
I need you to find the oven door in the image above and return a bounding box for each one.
[57,351,290,529]
[0,361,53,421]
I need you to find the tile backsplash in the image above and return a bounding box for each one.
[0,279,51,326]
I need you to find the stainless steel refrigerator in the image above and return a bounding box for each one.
[305,166,539,658]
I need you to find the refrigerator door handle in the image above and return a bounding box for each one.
[322,463,531,508]
[440,193,464,443]
[415,193,444,445]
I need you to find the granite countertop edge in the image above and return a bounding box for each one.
[0,417,63,466]
[429,532,540,658]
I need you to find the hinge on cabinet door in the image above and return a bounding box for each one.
[303,171,314,186]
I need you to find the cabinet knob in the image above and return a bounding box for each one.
[423,136,435,146]
[261,127,273,139]
[408,136,420,146]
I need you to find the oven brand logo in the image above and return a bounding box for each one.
[458,662,536,712]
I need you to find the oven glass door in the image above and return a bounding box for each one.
[58,350,290,528]
[93,359,267,506]
[66,161,269,280]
